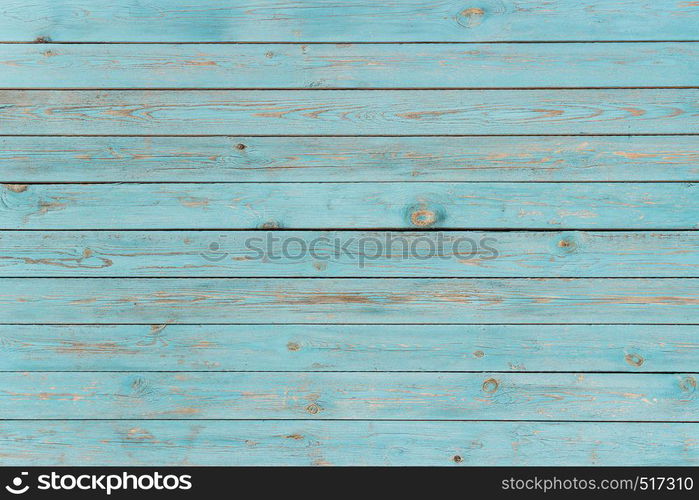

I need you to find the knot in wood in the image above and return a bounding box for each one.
[260,220,281,229]
[457,7,485,28]
[680,376,697,393]
[482,377,499,393]
[410,209,437,227]
[305,403,321,414]
[624,353,644,367]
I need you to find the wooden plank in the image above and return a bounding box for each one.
[0,90,697,135]
[2,43,698,88]
[2,136,698,183]
[1,324,696,372]
[1,421,695,466]
[1,278,696,324]
[1,1,697,42]
[2,183,696,230]
[1,372,697,420]
[0,231,696,278]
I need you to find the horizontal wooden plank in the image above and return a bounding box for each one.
[0,90,697,135]
[2,421,696,466]
[1,278,696,324]
[2,43,698,88]
[2,372,697,420]
[2,1,697,42]
[2,324,696,372]
[2,136,698,183]
[2,183,695,230]
[0,231,696,277]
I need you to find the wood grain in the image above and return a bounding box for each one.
[1,43,697,88]
[2,136,698,183]
[1,0,698,469]
[1,1,697,42]
[0,90,697,135]
[1,372,697,420]
[1,278,696,324]
[1,324,696,372]
[2,421,696,466]
[0,231,696,277]
[2,183,696,230]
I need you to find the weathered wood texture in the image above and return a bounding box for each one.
[2,0,698,468]
[0,90,697,135]
[2,136,698,183]
[3,421,696,466]
[2,324,696,372]
[2,183,696,230]
[1,231,696,278]
[2,372,697,420]
[1,278,696,324]
[2,43,698,88]
[1,1,697,42]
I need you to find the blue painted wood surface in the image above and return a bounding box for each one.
[1,421,696,466]
[1,372,697,420]
[1,43,697,88]
[2,136,697,183]
[0,1,697,42]
[2,183,696,229]
[2,324,696,372]
[0,0,698,466]
[1,90,697,135]
[1,278,697,324]
[0,231,696,277]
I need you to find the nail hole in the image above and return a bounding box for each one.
[453,455,463,463]
[235,143,246,150]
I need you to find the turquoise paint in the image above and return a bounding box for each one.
[1,421,696,466]
[1,372,697,420]
[1,324,696,372]
[2,183,696,229]
[0,43,697,88]
[0,0,696,42]
[0,231,696,277]
[0,0,698,467]
[2,278,697,324]
[1,90,697,135]
[2,136,698,183]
